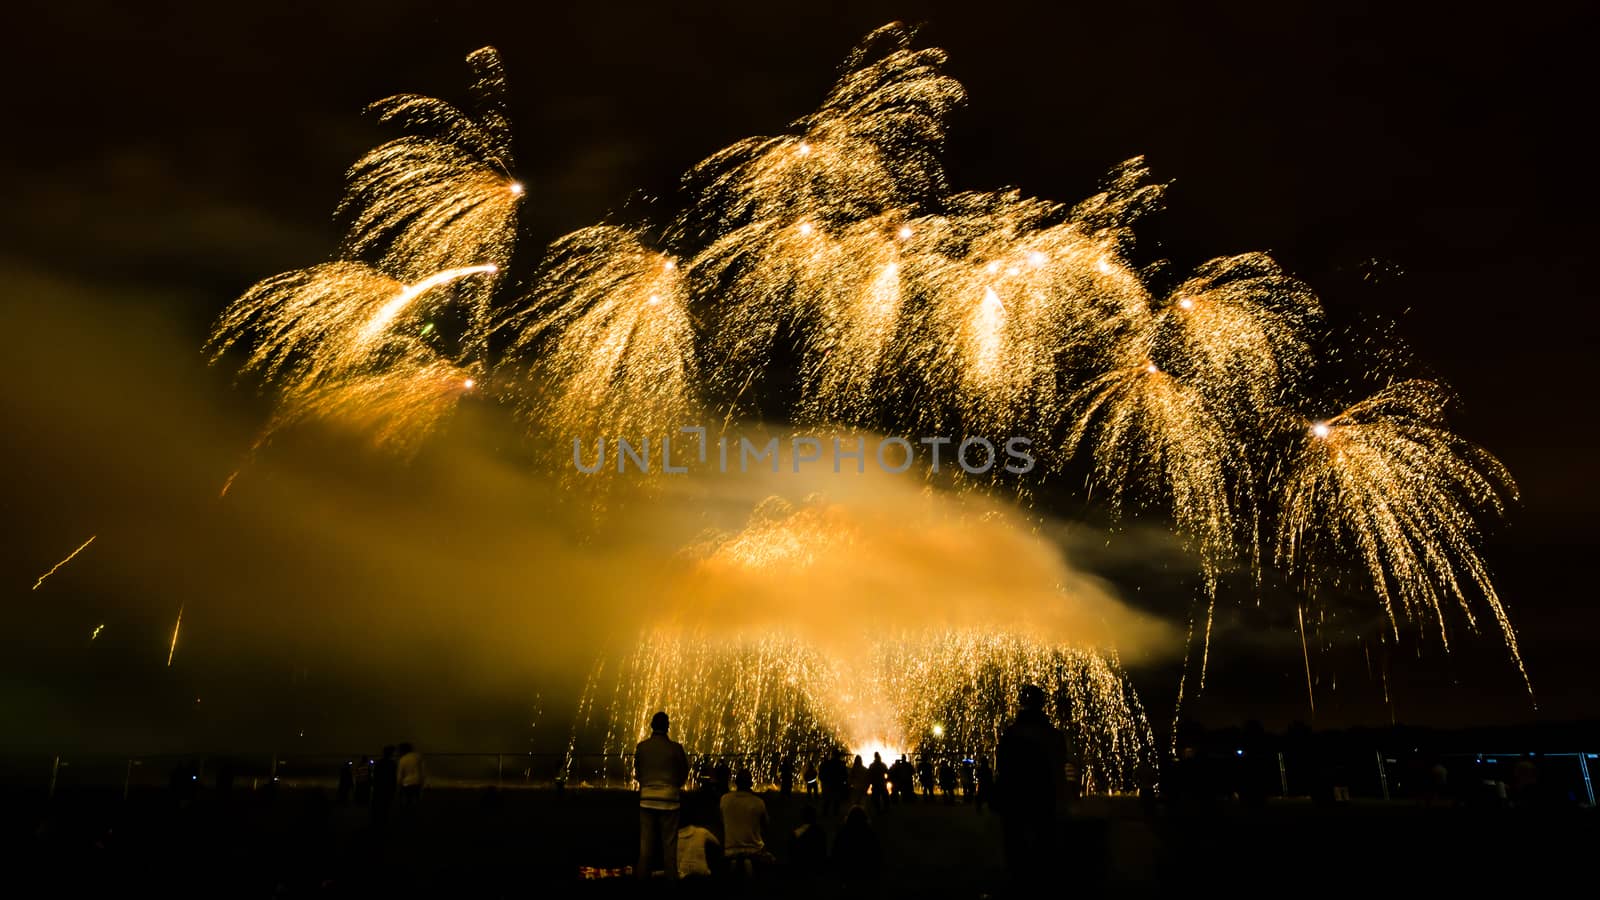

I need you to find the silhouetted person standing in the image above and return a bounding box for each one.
[820,754,845,817]
[975,756,994,813]
[867,752,890,812]
[917,756,935,798]
[848,755,870,808]
[890,755,915,803]
[996,684,1067,891]
[635,711,690,882]
[938,758,957,804]
[371,746,397,826]
[804,758,819,797]
[337,760,354,803]
[779,754,795,796]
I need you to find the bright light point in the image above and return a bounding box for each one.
[647,294,662,306]
[1311,421,1331,439]
[797,142,812,156]
[1027,251,1046,266]
[484,263,498,273]
[463,378,476,389]
[1144,362,1160,374]
[663,260,676,271]
[931,724,945,738]
[897,226,913,240]
[508,181,524,196]
[1097,259,1115,275]
[985,261,1000,275]
[1177,297,1194,310]
[1005,266,1019,276]
[798,222,814,236]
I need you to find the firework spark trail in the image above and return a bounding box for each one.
[32,535,96,591]
[208,261,492,451]
[167,603,183,667]
[575,628,1155,792]
[1276,380,1530,695]
[677,23,962,233]
[1298,604,1316,715]
[502,226,698,446]
[339,47,521,358]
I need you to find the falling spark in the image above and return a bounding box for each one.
[1298,605,1316,715]
[32,535,96,591]
[572,628,1154,793]
[167,604,183,667]
[91,624,104,641]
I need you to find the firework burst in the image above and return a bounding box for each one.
[503,226,697,446]
[1276,380,1528,691]
[208,261,492,450]
[338,47,521,358]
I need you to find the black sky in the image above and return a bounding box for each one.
[4,0,1598,748]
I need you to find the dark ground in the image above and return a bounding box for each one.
[5,786,1594,897]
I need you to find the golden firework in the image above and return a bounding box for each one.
[338,47,521,358]
[208,261,491,450]
[1275,380,1529,691]
[503,226,698,446]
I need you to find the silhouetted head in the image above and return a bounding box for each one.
[853,755,864,767]
[650,711,669,734]
[736,768,753,791]
[873,752,882,763]
[397,742,413,755]
[845,806,869,828]
[381,745,395,759]
[1019,684,1046,712]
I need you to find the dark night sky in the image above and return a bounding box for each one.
[3,0,1597,751]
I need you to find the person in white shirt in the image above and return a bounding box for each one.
[675,820,720,879]
[719,768,770,877]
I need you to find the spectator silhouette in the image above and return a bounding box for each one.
[820,754,846,817]
[848,755,869,808]
[890,755,915,803]
[938,758,957,804]
[995,684,1067,892]
[634,711,690,882]
[867,752,890,812]
[917,756,935,798]
[675,810,721,881]
[789,804,827,878]
[975,756,993,813]
[721,768,771,877]
[371,746,397,826]
[832,806,881,889]
[803,758,819,796]
[779,754,795,796]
